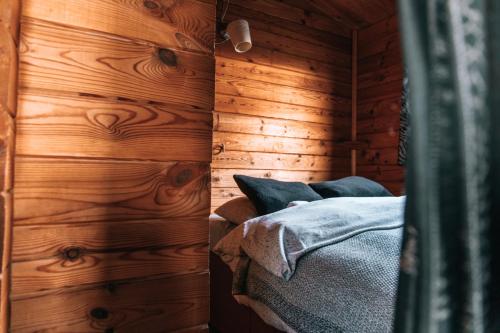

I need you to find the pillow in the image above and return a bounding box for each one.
[233,175,323,215]
[309,176,393,198]
[287,201,309,208]
[214,197,258,225]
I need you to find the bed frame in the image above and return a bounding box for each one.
[209,252,283,333]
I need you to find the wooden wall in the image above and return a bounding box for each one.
[0,0,19,330]
[356,14,405,194]
[9,1,215,332]
[212,0,353,210]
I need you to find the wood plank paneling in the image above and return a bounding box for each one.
[22,0,216,54]
[216,74,350,109]
[214,112,350,141]
[11,272,209,332]
[19,19,215,110]
[12,0,215,329]
[0,0,20,330]
[356,14,405,194]
[212,0,353,210]
[212,169,345,188]
[215,95,350,124]
[16,93,212,161]
[12,217,208,262]
[213,151,350,171]
[14,158,210,225]
[12,242,207,297]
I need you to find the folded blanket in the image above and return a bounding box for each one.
[215,196,405,280]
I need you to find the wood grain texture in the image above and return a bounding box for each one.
[212,0,353,209]
[12,217,208,262]
[299,0,396,29]
[216,74,350,109]
[214,112,350,141]
[356,14,404,194]
[212,169,347,188]
[13,0,215,330]
[213,151,350,172]
[11,272,209,332]
[14,157,210,225]
[215,95,350,124]
[12,242,207,297]
[22,0,216,54]
[19,19,215,110]
[0,1,19,330]
[213,132,342,156]
[16,92,212,161]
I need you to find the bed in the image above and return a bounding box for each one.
[209,194,405,333]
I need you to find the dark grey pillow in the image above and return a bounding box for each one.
[309,176,393,198]
[233,175,323,215]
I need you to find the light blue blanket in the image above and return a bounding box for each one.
[241,196,405,280]
[215,196,405,332]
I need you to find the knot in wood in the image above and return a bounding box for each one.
[158,48,177,66]
[63,247,82,261]
[90,307,109,320]
[143,0,159,9]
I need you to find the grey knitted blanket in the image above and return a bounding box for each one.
[216,197,405,332]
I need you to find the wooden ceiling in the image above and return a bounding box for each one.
[284,0,397,29]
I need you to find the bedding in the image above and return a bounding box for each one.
[213,196,405,333]
[234,175,323,215]
[215,197,258,225]
[309,176,393,198]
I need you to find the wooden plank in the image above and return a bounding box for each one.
[223,5,351,50]
[12,217,208,262]
[11,242,207,296]
[214,112,350,141]
[14,158,210,225]
[358,97,401,120]
[301,0,396,29]
[358,80,402,103]
[0,110,14,192]
[0,22,18,117]
[358,63,403,89]
[19,19,215,110]
[22,0,216,54]
[358,31,401,59]
[212,151,350,171]
[358,147,399,166]
[16,93,212,161]
[351,29,358,175]
[213,131,340,156]
[358,14,399,44]
[227,0,352,36]
[211,169,345,188]
[357,165,405,183]
[217,57,351,95]
[358,132,399,149]
[211,187,244,209]
[215,95,350,124]
[0,0,21,42]
[248,27,351,67]
[358,115,400,135]
[0,1,19,330]
[358,46,402,75]
[11,272,209,332]
[216,74,350,110]
[217,42,350,81]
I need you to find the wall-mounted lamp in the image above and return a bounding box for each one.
[216,1,252,53]
[226,19,252,53]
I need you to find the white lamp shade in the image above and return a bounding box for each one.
[227,19,252,53]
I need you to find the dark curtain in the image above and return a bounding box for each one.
[398,71,410,165]
[394,0,499,332]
